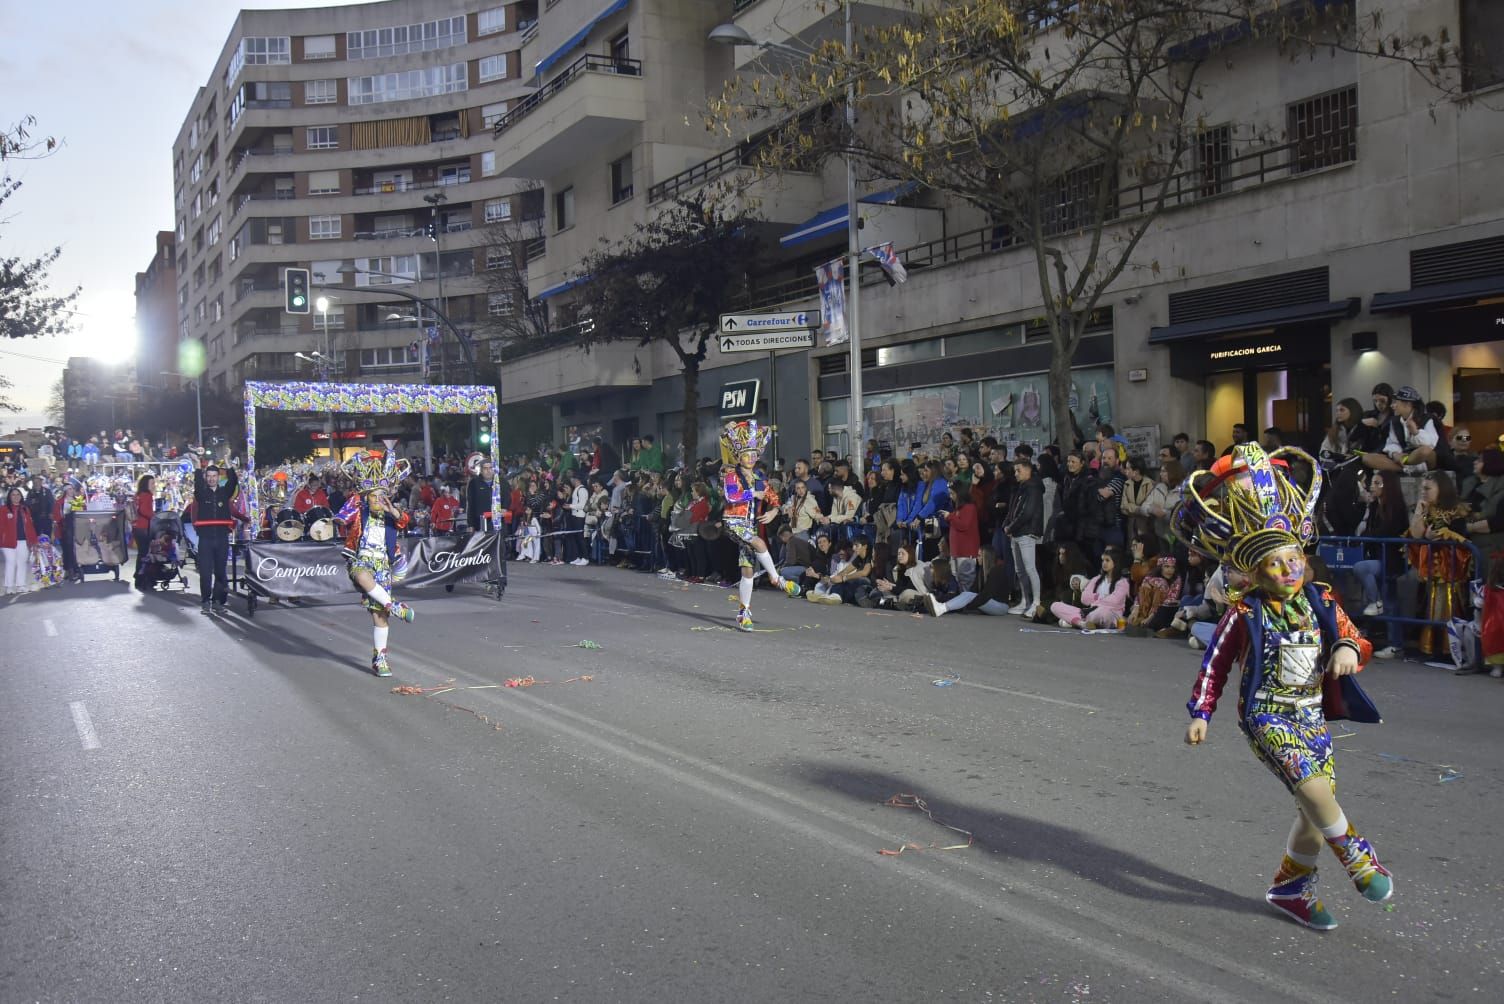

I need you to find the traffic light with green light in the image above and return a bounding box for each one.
[285,267,311,314]
[478,413,493,447]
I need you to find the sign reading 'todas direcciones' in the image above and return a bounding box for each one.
[719,310,818,334]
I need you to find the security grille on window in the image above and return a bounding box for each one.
[303,34,336,60]
[553,186,574,231]
[1196,125,1231,197]
[1287,87,1357,174]
[610,154,633,204]
[307,170,340,195]
[1040,163,1113,234]
[485,248,507,270]
[347,64,468,105]
[347,17,466,60]
[477,6,506,35]
[488,292,514,317]
[307,126,338,150]
[484,199,511,223]
[1461,0,1504,92]
[481,102,509,128]
[304,79,338,105]
[478,55,508,82]
[309,215,342,240]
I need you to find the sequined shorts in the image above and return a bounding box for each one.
[1240,699,1335,795]
[725,518,760,569]
[347,548,392,613]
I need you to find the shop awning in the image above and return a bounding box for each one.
[534,0,630,78]
[535,274,591,300]
[1148,297,1360,344]
[1370,275,1504,315]
[778,182,921,248]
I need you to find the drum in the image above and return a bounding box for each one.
[304,506,335,542]
[274,508,304,542]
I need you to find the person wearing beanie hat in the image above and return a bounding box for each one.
[1176,444,1391,931]
[1361,384,1441,476]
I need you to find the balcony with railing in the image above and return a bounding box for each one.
[491,53,645,177]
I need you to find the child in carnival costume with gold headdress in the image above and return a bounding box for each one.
[335,450,417,677]
[720,420,803,631]
[1176,444,1391,931]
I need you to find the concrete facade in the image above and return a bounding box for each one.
[493,0,1504,464]
[134,231,179,393]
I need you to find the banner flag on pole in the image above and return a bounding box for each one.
[865,241,909,286]
[816,257,848,346]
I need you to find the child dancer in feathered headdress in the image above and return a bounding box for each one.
[1177,444,1391,931]
[334,450,416,677]
[719,421,802,631]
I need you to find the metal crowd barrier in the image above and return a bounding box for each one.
[1318,534,1484,632]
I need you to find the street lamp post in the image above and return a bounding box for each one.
[424,192,449,384]
[709,5,864,461]
[316,295,336,459]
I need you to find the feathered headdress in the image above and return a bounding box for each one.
[341,450,411,497]
[1171,443,1322,573]
[720,420,773,466]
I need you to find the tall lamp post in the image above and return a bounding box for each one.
[423,191,449,384]
[709,2,863,460]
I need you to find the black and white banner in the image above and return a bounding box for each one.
[245,532,505,599]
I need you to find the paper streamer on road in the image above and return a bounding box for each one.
[877,793,975,857]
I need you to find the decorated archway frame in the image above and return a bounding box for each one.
[243,381,499,533]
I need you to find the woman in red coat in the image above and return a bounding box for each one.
[1,485,40,594]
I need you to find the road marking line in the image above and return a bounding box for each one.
[68,701,100,751]
[912,672,1100,711]
[43,618,58,637]
[306,616,1315,1004]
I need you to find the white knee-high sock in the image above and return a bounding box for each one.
[366,583,393,608]
[1318,813,1350,839]
[373,625,389,652]
[754,549,781,584]
[738,575,753,610]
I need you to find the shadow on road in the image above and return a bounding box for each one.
[796,763,1265,917]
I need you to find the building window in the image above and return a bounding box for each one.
[303,34,337,60]
[309,214,342,240]
[610,153,633,204]
[307,126,339,150]
[477,6,506,35]
[1196,125,1231,197]
[481,150,497,177]
[347,64,467,105]
[360,346,419,368]
[179,287,190,308]
[553,187,574,231]
[226,36,291,86]
[212,296,224,322]
[610,31,630,65]
[484,199,511,223]
[1287,86,1357,173]
[478,54,508,83]
[488,292,514,317]
[439,164,471,186]
[486,248,508,270]
[1040,162,1112,234]
[307,170,341,195]
[304,79,338,105]
[207,215,223,245]
[347,17,466,60]
[481,102,509,128]
[1461,0,1504,92]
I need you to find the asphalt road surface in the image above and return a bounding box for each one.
[2,564,1499,1003]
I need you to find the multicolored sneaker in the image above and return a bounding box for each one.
[388,601,416,624]
[1266,869,1338,931]
[780,578,802,599]
[736,607,754,632]
[372,648,392,677]
[1330,831,1394,903]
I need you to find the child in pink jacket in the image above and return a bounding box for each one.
[1052,545,1130,629]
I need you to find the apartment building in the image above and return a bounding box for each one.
[134,231,178,392]
[171,0,535,448]
[495,0,1504,462]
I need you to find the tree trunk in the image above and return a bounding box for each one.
[1048,322,1082,453]
[681,359,700,469]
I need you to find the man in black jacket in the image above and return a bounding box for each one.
[190,455,238,615]
[1056,452,1103,561]
[467,460,498,533]
[1004,460,1044,616]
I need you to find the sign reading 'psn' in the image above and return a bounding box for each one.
[718,379,761,420]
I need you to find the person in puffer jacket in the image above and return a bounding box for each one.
[1052,545,1130,628]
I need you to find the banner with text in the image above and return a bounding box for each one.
[245,532,504,599]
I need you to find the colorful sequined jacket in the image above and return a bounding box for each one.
[1187,583,1380,725]
[336,497,409,561]
[721,468,778,521]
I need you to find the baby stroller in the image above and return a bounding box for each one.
[137,512,190,592]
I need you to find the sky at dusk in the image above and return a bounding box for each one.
[0,0,370,434]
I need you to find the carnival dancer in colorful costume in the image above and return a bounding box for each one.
[720,421,802,631]
[1176,444,1391,931]
[335,451,417,677]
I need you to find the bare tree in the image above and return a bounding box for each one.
[476,187,551,355]
[3,116,80,341]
